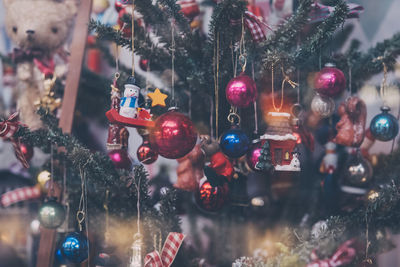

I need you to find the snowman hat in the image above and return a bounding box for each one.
[125,76,141,91]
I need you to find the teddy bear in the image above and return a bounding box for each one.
[3,0,77,130]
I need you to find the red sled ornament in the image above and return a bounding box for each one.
[177,0,200,20]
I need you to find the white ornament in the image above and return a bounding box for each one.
[120,83,140,118]
[311,94,335,118]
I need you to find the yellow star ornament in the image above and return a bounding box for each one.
[147,88,168,107]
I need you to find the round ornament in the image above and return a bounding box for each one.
[343,151,373,187]
[195,177,229,212]
[108,149,132,170]
[38,198,66,229]
[219,128,250,158]
[37,170,51,191]
[314,63,346,97]
[150,109,197,159]
[136,140,158,165]
[61,232,89,263]
[311,94,335,118]
[225,73,258,108]
[370,106,399,142]
[139,58,149,71]
[246,140,263,171]
[20,142,34,162]
[114,0,131,12]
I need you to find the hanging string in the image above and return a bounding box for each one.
[115,43,120,74]
[77,159,90,265]
[129,170,143,267]
[239,14,247,73]
[131,1,135,76]
[50,143,55,197]
[251,63,258,134]
[170,20,176,106]
[104,190,110,244]
[381,62,388,103]
[62,162,70,232]
[349,65,352,95]
[271,65,283,112]
[213,32,220,138]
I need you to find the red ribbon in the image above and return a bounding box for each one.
[0,113,29,168]
[307,239,356,267]
[231,11,272,43]
[144,232,185,267]
[12,48,55,77]
[309,3,364,23]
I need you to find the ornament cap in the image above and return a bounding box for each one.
[125,75,138,85]
[380,106,391,113]
[252,138,261,144]
[324,62,336,67]
[168,106,179,112]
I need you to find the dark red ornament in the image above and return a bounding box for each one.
[139,59,149,71]
[20,142,34,162]
[136,137,158,165]
[117,9,132,37]
[150,109,197,159]
[209,152,234,181]
[314,63,346,97]
[196,177,228,212]
[108,149,132,170]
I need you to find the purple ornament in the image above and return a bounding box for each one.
[314,63,346,97]
[246,140,263,171]
[225,73,258,108]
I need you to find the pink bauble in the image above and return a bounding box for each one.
[246,141,262,171]
[108,149,132,170]
[314,64,346,97]
[225,73,257,108]
[150,110,197,159]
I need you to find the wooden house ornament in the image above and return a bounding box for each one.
[260,112,300,172]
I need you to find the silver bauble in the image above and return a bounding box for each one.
[311,94,335,118]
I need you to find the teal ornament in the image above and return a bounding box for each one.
[370,106,399,141]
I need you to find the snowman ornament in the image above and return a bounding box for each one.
[120,77,140,118]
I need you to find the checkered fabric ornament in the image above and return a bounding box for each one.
[306,239,356,267]
[144,232,185,267]
[231,11,272,43]
[1,185,41,207]
[0,112,29,168]
[309,3,364,23]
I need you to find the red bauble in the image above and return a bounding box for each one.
[246,140,263,171]
[20,143,34,162]
[314,64,346,97]
[108,149,132,170]
[136,140,158,165]
[139,59,149,71]
[196,177,229,212]
[150,110,197,159]
[225,72,257,108]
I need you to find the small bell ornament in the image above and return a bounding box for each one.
[311,94,335,118]
[370,106,399,142]
[136,131,158,165]
[314,63,346,97]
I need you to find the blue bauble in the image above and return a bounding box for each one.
[61,232,89,263]
[370,106,399,142]
[219,128,250,158]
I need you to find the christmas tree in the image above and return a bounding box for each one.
[1,0,400,266]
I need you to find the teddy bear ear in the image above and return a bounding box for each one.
[2,0,13,9]
[63,0,78,16]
